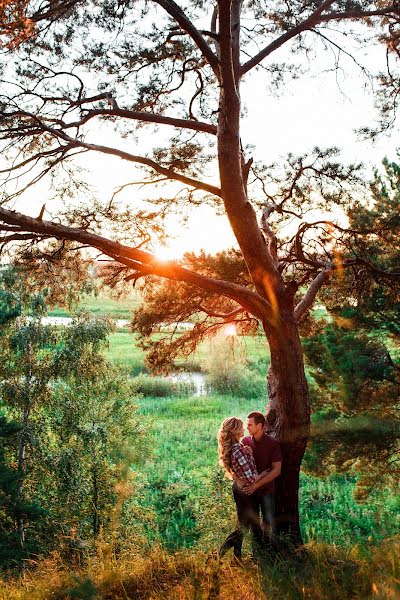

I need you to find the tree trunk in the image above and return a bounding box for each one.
[16,406,30,548]
[264,314,310,545]
[92,463,99,539]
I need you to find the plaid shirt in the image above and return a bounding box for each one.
[230,443,258,483]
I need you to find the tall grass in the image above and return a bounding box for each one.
[1,538,398,599]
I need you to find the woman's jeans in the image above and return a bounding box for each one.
[219,482,263,558]
[257,492,276,548]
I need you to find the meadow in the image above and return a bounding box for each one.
[49,292,399,553]
[7,293,394,599]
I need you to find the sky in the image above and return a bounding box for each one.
[11,18,400,260]
[88,61,398,259]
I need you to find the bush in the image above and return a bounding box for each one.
[201,333,265,398]
[206,366,265,398]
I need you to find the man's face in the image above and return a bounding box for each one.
[247,417,261,436]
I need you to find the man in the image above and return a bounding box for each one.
[241,411,282,549]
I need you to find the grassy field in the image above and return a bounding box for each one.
[49,294,400,548]
[78,293,399,553]
[105,330,271,375]
[48,290,142,320]
[137,393,399,553]
[3,293,399,599]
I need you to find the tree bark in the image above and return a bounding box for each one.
[264,312,310,544]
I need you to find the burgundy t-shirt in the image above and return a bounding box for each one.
[242,434,282,494]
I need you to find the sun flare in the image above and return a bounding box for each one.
[153,245,182,262]
[223,323,237,337]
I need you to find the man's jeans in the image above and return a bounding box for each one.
[219,483,263,558]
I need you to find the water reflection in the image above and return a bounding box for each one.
[169,371,207,397]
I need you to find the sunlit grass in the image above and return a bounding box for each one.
[105,331,270,375]
[1,539,398,599]
[48,290,142,320]
[106,331,147,374]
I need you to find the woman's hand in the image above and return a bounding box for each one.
[243,481,258,495]
[232,474,245,490]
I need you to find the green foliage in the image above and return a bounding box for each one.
[320,154,400,335]
[131,249,258,371]
[0,271,147,567]
[0,415,46,567]
[43,372,147,542]
[303,320,399,499]
[303,323,397,409]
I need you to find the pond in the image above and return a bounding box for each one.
[169,371,208,397]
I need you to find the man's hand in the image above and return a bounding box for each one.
[242,481,258,495]
[243,462,282,495]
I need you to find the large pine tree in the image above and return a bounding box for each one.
[0,1,400,543]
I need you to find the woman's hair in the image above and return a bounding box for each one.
[217,417,243,478]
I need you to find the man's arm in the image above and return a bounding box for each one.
[242,461,282,495]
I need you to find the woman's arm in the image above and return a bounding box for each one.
[231,444,258,485]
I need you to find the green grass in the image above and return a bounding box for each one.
[48,290,142,320]
[105,330,271,375]
[48,295,400,557]
[137,393,400,553]
[106,331,147,374]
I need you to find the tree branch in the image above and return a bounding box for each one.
[261,204,279,266]
[0,233,49,243]
[153,0,220,78]
[34,125,222,197]
[218,0,239,96]
[67,108,217,135]
[320,7,400,24]
[0,206,272,320]
[198,305,244,319]
[294,269,332,322]
[241,0,337,75]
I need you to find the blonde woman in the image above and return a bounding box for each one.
[217,417,264,559]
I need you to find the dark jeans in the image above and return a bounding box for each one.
[219,483,263,558]
[256,492,276,547]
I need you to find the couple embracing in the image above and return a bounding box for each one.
[217,412,282,560]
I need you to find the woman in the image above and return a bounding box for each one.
[217,416,264,559]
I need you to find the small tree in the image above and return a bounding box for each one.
[302,158,400,498]
[0,269,146,562]
[46,372,146,541]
